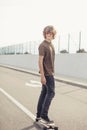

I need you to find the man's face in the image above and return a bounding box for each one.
[45,32,54,41]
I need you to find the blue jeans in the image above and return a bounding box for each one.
[37,75,55,117]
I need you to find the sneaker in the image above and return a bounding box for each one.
[41,116,54,123]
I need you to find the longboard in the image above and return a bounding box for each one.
[35,119,58,130]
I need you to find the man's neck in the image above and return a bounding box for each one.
[45,39,51,43]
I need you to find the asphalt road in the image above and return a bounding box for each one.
[0,66,87,130]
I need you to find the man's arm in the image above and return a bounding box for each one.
[38,56,46,85]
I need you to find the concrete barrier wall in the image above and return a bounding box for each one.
[0,54,38,71]
[0,54,87,80]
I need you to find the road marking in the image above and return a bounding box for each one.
[25,80,41,87]
[0,88,35,121]
[30,80,41,85]
[25,82,41,87]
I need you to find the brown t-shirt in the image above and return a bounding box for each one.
[38,40,55,76]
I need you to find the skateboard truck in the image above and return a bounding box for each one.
[43,125,58,130]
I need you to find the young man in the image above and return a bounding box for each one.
[36,25,56,123]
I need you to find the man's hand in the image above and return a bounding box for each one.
[41,75,46,85]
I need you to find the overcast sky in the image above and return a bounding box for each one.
[0,0,87,51]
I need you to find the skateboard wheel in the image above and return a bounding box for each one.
[54,127,58,130]
[43,127,47,130]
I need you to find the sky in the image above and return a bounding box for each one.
[0,0,87,52]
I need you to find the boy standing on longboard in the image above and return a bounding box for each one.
[36,25,57,123]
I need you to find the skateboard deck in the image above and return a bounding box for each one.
[35,119,58,130]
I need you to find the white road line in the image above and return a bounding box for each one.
[25,82,41,87]
[30,80,41,85]
[25,80,41,87]
[0,88,35,121]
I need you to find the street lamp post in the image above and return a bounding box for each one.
[68,33,70,53]
[79,31,81,51]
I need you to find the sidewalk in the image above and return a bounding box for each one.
[0,64,87,88]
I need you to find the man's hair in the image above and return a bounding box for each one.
[43,25,56,39]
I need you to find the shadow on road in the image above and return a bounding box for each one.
[21,122,41,130]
